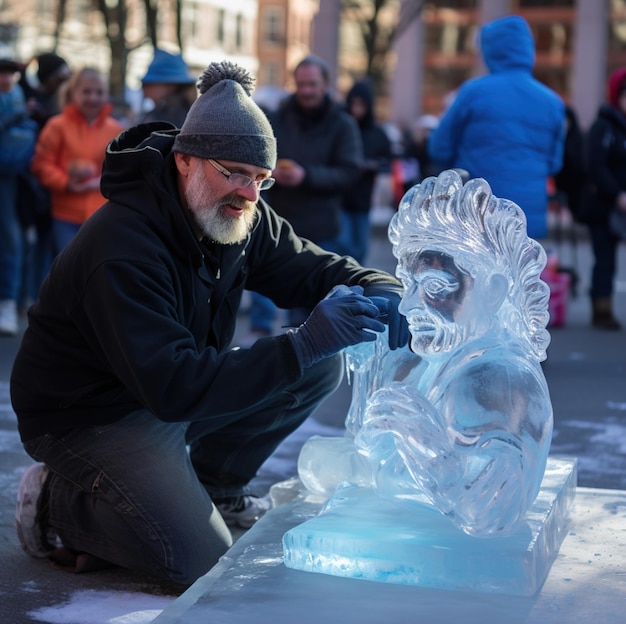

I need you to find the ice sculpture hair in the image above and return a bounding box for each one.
[389,170,551,361]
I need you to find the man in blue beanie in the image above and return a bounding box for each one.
[140,48,197,127]
[11,61,408,586]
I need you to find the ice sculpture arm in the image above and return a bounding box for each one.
[355,354,552,537]
[344,334,421,436]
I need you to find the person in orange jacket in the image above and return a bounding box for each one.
[31,67,123,255]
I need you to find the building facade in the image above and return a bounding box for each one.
[0,0,259,102]
[387,0,626,130]
[1,0,625,129]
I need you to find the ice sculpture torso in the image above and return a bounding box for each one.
[297,169,554,538]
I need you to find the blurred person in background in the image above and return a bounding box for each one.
[18,53,72,312]
[553,105,586,222]
[31,67,124,255]
[139,48,197,128]
[578,68,626,330]
[338,78,392,264]
[0,58,34,335]
[244,54,362,343]
[21,53,72,129]
[428,15,565,240]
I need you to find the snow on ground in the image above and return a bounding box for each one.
[26,589,174,624]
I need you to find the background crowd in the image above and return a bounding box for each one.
[1,13,626,339]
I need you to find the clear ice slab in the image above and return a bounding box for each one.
[283,457,577,596]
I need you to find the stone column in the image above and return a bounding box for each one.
[572,0,608,129]
[312,0,340,94]
[390,7,424,130]
[478,0,509,24]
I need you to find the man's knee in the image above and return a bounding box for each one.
[163,526,233,585]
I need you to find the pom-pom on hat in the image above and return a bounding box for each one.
[142,49,196,85]
[173,61,276,171]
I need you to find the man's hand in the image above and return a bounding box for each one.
[362,287,410,350]
[287,285,385,368]
[272,159,305,186]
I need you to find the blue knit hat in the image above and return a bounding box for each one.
[173,61,277,171]
[142,49,195,85]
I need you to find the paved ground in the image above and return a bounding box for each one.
[2,219,626,623]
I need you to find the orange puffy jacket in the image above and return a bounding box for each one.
[31,102,124,225]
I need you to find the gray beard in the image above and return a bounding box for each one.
[196,204,257,245]
[185,166,257,245]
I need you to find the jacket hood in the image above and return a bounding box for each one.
[101,121,178,202]
[346,79,375,126]
[100,122,200,261]
[607,67,626,108]
[99,121,256,268]
[480,15,535,74]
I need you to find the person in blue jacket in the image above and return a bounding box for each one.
[428,14,565,240]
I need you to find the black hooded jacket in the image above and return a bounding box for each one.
[342,79,392,214]
[579,103,626,224]
[11,123,401,442]
[264,94,362,241]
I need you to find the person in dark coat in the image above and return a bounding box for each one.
[578,67,626,329]
[11,61,408,585]
[339,78,392,264]
[554,105,586,220]
[245,54,363,340]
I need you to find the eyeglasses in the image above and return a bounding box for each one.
[206,159,275,191]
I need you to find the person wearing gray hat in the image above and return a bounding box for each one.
[11,60,409,585]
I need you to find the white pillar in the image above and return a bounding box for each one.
[390,11,424,130]
[478,0,509,24]
[312,0,341,93]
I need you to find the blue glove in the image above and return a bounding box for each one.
[362,286,410,350]
[287,285,386,368]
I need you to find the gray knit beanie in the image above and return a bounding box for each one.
[173,61,276,170]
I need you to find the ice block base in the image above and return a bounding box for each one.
[283,457,577,596]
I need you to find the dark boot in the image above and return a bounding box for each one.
[592,298,622,330]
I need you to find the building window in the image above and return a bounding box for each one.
[266,62,280,86]
[262,7,283,45]
[236,13,243,51]
[217,8,225,44]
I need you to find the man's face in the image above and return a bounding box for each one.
[72,73,108,123]
[183,158,258,245]
[294,64,327,112]
[397,251,485,355]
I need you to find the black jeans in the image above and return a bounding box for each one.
[24,354,344,584]
[588,221,619,299]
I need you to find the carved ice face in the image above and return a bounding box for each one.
[397,251,490,355]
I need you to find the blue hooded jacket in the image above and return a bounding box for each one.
[428,15,565,239]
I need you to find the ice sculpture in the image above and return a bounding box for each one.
[282,170,568,592]
[296,169,553,537]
